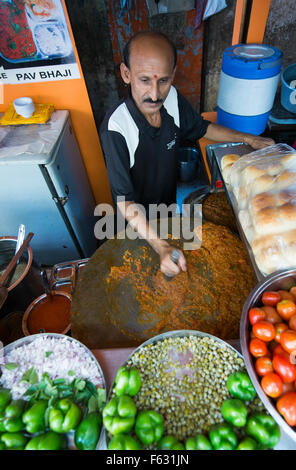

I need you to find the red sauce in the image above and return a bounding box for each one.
[0,0,37,61]
[27,294,71,334]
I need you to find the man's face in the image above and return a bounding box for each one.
[120,39,176,118]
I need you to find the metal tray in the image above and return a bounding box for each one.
[0,332,106,450]
[206,142,264,281]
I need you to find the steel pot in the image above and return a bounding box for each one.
[240,268,296,447]
[22,291,72,336]
[0,236,44,316]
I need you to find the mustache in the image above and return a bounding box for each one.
[143,98,163,104]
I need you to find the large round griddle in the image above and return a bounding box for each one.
[70,219,256,350]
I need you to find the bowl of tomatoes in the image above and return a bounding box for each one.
[241,268,296,443]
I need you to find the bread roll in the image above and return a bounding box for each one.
[252,230,296,274]
[252,202,296,236]
[280,153,296,169]
[250,192,277,215]
[222,163,235,184]
[221,154,240,170]
[274,170,296,189]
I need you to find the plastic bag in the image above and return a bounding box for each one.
[227,144,296,275]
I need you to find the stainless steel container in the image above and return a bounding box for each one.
[99,329,245,450]
[240,268,296,445]
[0,236,44,316]
[1,333,106,450]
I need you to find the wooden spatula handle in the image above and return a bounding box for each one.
[0,232,34,285]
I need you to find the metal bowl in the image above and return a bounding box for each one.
[0,333,106,450]
[240,268,296,444]
[99,329,244,449]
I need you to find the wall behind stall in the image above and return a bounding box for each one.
[0,0,112,207]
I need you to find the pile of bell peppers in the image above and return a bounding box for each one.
[0,381,103,451]
[104,368,281,451]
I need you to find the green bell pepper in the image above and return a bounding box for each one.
[246,413,280,449]
[49,398,82,433]
[22,399,48,434]
[236,437,258,450]
[0,399,26,433]
[103,395,137,435]
[74,412,101,450]
[0,388,11,413]
[0,432,27,450]
[25,431,65,450]
[209,423,238,450]
[158,435,185,450]
[135,410,164,445]
[221,399,248,427]
[114,366,142,397]
[226,371,256,402]
[108,434,142,450]
[185,434,213,450]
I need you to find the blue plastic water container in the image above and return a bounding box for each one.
[281,63,296,114]
[217,44,283,135]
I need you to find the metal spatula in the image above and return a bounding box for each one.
[0,232,34,310]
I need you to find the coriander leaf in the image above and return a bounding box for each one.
[88,395,98,413]
[21,367,38,385]
[68,370,75,376]
[4,362,19,370]
[97,388,106,412]
[74,378,86,392]
[86,380,97,397]
[45,351,53,358]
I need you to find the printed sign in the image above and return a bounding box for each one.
[0,0,80,84]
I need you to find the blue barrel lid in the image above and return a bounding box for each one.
[222,43,283,79]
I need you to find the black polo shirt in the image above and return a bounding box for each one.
[99,86,210,213]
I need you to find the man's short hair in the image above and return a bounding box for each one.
[123,31,177,69]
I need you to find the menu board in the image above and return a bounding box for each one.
[0,0,80,84]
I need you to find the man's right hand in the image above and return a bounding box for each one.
[158,244,187,278]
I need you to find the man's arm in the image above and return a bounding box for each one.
[117,199,187,277]
[204,122,275,149]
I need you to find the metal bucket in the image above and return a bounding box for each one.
[0,236,44,316]
[178,147,200,182]
[281,63,296,114]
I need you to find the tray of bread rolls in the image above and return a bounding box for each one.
[209,142,296,279]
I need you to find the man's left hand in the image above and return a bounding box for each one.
[244,134,275,150]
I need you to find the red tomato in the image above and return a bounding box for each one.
[280,329,296,354]
[289,286,296,300]
[289,314,296,331]
[276,392,296,426]
[273,344,290,359]
[278,290,295,302]
[255,356,273,376]
[249,338,268,357]
[249,307,266,325]
[272,354,296,383]
[262,291,281,306]
[274,323,289,343]
[277,300,296,321]
[261,306,282,324]
[261,372,283,398]
[282,382,295,395]
[253,321,276,342]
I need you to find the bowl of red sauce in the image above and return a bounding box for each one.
[22,291,71,336]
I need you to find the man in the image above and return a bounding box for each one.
[99,31,274,278]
